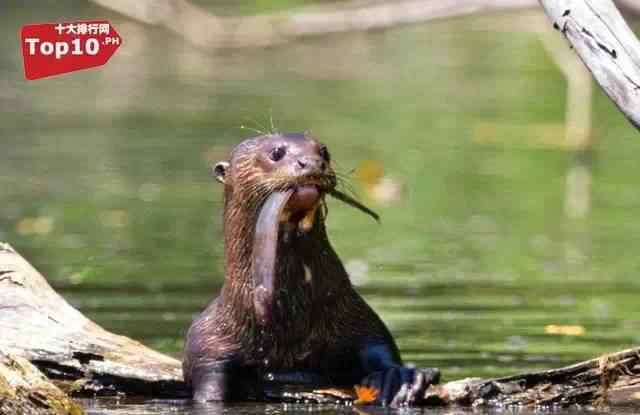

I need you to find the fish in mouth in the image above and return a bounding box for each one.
[253,174,379,326]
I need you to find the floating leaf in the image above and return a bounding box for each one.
[353,385,378,405]
[545,324,585,336]
[16,217,54,235]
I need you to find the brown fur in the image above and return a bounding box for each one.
[183,133,400,400]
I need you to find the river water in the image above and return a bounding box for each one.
[1,1,639,414]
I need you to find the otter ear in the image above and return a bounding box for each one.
[211,161,229,184]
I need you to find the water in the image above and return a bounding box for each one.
[80,399,640,415]
[2,1,639,414]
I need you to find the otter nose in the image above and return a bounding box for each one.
[296,156,325,173]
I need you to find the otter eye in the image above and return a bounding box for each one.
[319,146,330,162]
[269,146,286,162]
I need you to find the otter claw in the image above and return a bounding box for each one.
[406,369,425,405]
[362,367,440,407]
[374,367,395,406]
[390,368,413,407]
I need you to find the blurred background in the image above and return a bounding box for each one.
[1,0,639,385]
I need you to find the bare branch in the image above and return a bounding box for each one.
[539,0,640,130]
[91,0,539,50]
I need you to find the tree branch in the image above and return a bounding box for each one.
[539,0,640,130]
[91,0,539,50]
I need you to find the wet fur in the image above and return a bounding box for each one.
[183,134,400,401]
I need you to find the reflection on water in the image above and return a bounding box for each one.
[2,1,640,414]
[81,398,640,415]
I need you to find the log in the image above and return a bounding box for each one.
[1,241,639,409]
[271,347,640,407]
[0,243,186,398]
[0,352,84,415]
[443,347,640,407]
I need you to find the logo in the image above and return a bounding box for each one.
[21,21,122,80]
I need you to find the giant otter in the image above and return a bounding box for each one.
[183,132,439,406]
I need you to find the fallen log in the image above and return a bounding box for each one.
[1,241,639,409]
[0,352,84,415]
[0,242,186,399]
[442,347,640,408]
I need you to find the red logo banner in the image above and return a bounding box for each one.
[21,21,122,80]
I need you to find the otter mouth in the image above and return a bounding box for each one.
[289,184,321,211]
[288,176,380,223]
[252,180,379,326]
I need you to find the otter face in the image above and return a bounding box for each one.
[253,133,331,185]
[213,132,378,224]
[214,133,336,206]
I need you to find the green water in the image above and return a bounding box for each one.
[2,1,639,414]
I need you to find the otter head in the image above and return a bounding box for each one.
[214,132,377,325]
[213,133,336,228]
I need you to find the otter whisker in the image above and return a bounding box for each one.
[334,170,356,181]
[331,159,356,175]
[240,125,267,135]
[328,189,380,223]
[268,109,279,134]
[334,172,360,196]
[334,166,356,176]
[240,117,277,137]
[335,177,360,201]
[321,197,329,220]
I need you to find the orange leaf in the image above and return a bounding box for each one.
[353,385,378,405]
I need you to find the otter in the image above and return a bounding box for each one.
[183,132,439,406]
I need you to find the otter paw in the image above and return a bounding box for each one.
[361,366,440,407]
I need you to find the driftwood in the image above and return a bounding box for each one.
[1,241,639,412]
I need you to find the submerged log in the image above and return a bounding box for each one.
[0,241,639,409]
